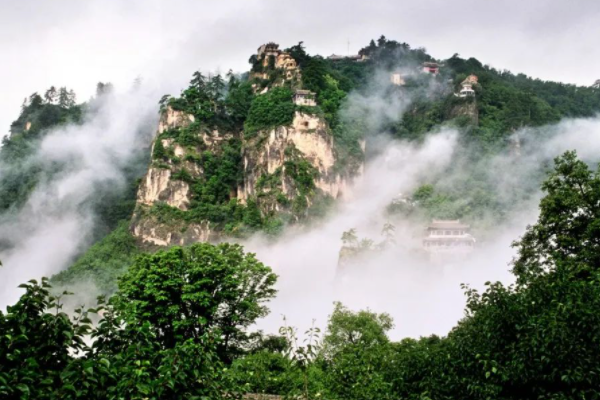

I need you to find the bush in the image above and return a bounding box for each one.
[244,87,295,137]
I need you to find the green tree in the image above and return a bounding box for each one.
[115,242,278,358]
[322,303,394,400]
[44,86,57,104]
[512,150,600,285]
[244,87,295,137]
[341,228,358,247]
[0,278,95,399]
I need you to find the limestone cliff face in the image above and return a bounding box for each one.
[131,213,216,248]
[131,107,362,246]
[158,106,195,133]
[135,106,202,212]
[238,112,350,204]
[131,43,367,247]
[448,99,479,125]
[136,139,197,211]
[130,106,215,247]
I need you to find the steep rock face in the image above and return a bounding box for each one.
[131,212,216,248]
[131,85,363,246]
[158,106,195,133]
[448,99,479,125]
[239,112,347,200]
[136,139,197,211]
[130,107,214,247]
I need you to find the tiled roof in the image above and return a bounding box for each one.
[427,219,470,229]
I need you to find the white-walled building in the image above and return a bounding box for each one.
[458,83,475,97]
[293,89,317,106]
[391,72,405,86]
[423,220,476,260]
[457,74,478,97]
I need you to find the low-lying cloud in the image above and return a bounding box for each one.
[248,115,600,340]
[0,88,158,307]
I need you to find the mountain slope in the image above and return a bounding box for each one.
[0,36,597,291]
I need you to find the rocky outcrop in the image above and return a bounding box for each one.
[238,112,350,203]
[131,210,216,248]
[158,106,195,133]
[251,43,301,91]
[131,60,365,246]
[137,166,189,210]
[136,138,201,211]
[130,107,215,247]
[448,99,478,125]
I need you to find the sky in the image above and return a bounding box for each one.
[1,0,600,136]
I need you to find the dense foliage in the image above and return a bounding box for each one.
[1,242,276,399]
[4,153,600,398]
[50,222,140,293]
[0,91,82,213]
[244,87,295,137]
[230,151,600,399]
[4,36,600,398]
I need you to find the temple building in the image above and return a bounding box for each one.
[457,74,478,97]
[422,62,440,75]
[391,72,405,86]
[253,42,301,85]
[592,79,600,89]
[423,220,475,260]
[257,42,280,59]
[293,89,317,106]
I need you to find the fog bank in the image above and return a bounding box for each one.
[0,88,158,307]
[249,116,600,340]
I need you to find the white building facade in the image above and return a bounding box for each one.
[423,220,476,261]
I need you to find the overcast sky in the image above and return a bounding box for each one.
[2,0,599,136]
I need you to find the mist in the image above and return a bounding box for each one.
[247,113,600,340]
[0,87,158,307]
[1,28,600,346]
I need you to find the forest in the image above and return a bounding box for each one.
[2,151,600,399]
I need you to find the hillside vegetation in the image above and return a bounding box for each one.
[2,152,600,398]
[1,37,600,398]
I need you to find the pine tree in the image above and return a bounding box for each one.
[67,89,77,107]
[96,82,113,97]
[152,138,166,160]
[29,93,43,109]
[58,87,69,107]
[190,71,206,91]
[158,94,171,113]
[44,86,57,104]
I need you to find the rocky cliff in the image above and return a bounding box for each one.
[130,106,220,247]
[239,111,349,204]
[131,108,358,246]
[448,97,479,125]
[129,43,365,247]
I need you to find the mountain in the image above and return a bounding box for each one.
[2,36,600,292]
[3,35,600,400]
